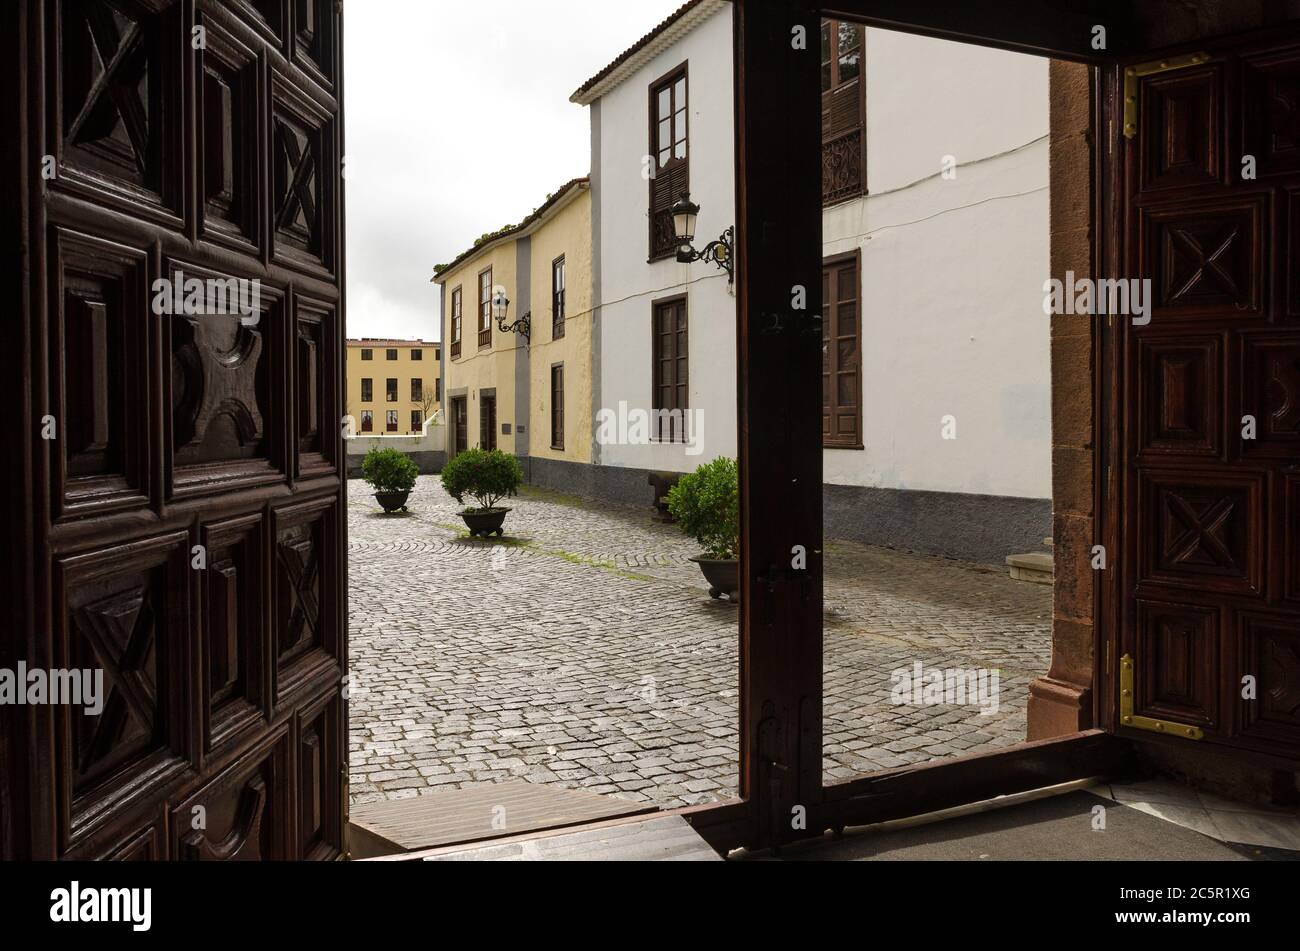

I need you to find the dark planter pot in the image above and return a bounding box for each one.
[374,490,411,514]
[461,508,511,538]
[690,557,739,601]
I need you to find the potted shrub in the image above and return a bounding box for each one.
[441,448,524,537]
[361,447,420,514]
[667,457,739,600]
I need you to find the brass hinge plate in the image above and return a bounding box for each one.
[1119,654,1204,740]
[1123,53,1212,139]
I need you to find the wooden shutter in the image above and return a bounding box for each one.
[649,66,689,260]
[823,254,862,448]
[551,365,565,450]
[653,298,689,441]
[479,395,497,451]
[821,21,865,205]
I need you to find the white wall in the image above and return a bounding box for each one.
[593,18,1051,499]
[822,30,1051,499]
[595,4,737,473]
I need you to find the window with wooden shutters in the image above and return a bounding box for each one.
[478,268,493,348]
[552,256,566,340]
[823,253,862,448]
[821,20,866,206]
[450,286,463,359]
[649,64,689,261]
[551,364,565,450]
[479,394,497,450]
[652,297,689,442]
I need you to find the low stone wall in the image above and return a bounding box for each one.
[346,427,447,478]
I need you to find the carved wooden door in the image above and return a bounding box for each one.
[8,0,346,860]
[1118,36,1300,760]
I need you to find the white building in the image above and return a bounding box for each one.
[569,0,1053,562]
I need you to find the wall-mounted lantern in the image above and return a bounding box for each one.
[672,192,734,284]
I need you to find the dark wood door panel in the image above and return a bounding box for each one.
[1137,193,1268,322]
[171,727,290,860]
[1119,35,1300,762]
[1138,63,1223,192]
[1134,598,1222,732]
[1238,611,1300,747]
[53,531,194,854]
[16,0,347,859]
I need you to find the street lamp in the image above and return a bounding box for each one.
[671,191,734,284]
[493,288,531,343]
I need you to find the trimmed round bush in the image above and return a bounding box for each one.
[440,448,524,513]
[361,447,420,494]
[667,457,739,560]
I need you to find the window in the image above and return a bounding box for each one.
[412,410,423,432]
[821,20,866,205]
[478,268,493,348]
[386,410,399,433]
[649,64,689,260]
[386,349,398,361]
[552,256,566,340]
[551,365,565,451]
[652,298,688,442]
[479,393,497,451]
[412,378,423,402]
[823,253,862,448]
[361,411,373,433]
[451,287,463,359]
[435,378,442,402]
[386,379,398,402]
[361,349,373,361]
[412,349,423,361]
[361,378,373,403]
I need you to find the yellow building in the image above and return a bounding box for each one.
[434,178,592,478]
[345,339,442,436]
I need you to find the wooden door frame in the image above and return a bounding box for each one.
[685,0,1300,857]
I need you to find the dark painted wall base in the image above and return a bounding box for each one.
[525,456,659,510]
[823,483,1052,564]
[523,459,1050,566]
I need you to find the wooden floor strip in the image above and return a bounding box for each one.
[349,781,659,858]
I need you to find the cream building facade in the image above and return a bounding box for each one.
[435,179,593,474]
[345,339,441,437]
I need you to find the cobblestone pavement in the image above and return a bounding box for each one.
[348,477,1052,810]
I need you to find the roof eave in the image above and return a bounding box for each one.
[569,0,724,106]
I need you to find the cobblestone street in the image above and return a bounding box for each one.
[348,477,1052,810]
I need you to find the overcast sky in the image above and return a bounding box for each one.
[344,0,687,343]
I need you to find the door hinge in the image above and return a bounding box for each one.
[1119,654,1204,740]
[1123,53,1212,139]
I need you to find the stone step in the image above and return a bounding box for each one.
[1006,552,1054,585]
